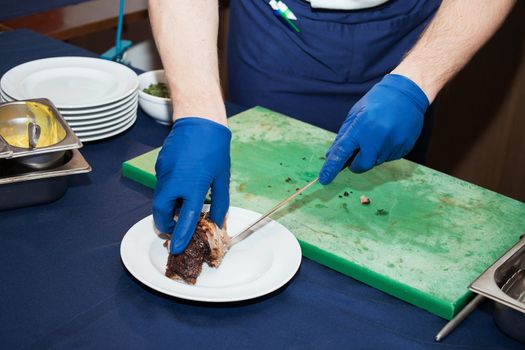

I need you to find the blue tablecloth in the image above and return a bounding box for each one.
[0,0,90,22]
[0,30,522,349]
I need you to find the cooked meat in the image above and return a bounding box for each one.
[360,195,371,205]
[165,213,230,284]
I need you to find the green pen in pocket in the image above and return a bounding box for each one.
[268,0,300,33]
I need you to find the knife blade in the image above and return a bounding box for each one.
[227,151,358,248]
[228,176,320,247]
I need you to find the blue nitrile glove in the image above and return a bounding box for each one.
[319,74,429,184]
[152,117,231,254]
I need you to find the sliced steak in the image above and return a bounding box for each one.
[165,213,230,284]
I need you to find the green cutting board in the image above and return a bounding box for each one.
[123,107,525,319]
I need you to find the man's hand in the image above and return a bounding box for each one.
[149,1,227,253]
[319,74,429,185]
[153,117,231,254]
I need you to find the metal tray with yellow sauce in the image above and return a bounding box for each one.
[0,99,91,210]
[0,98,82,165]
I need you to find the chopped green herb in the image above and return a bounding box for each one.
[143,83,170,98]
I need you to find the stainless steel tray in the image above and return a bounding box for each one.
[0,149,91,210]
[470,236,525,313]
[0,98,82,160]
[469,235,525,342]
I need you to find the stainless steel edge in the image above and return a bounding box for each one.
[469,236,525,314]
[0,135,13,158]
[0,149,91,185]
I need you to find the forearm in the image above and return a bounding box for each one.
[392,0,516,103]
[148,0,226,125]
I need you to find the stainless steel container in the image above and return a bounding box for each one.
[0,99,91,210]
[470,236,525,343]
[0,149,91,210]
[0,98,82,169]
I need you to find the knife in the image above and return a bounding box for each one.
[228,176,319,247]
[228,151,358,247]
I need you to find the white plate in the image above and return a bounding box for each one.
[1,87,14,100]
[59,91,137,117]
[65,100,137,126]
[77,113,137,142]
[66,101,138,128]
[73,111,136,137]
[120,207,302,302]
[0,89,13,102]
[69,103,137,131]
[1,57,138,109]
[1,82,137,117]
[0,88,137,135]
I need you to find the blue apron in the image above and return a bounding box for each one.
[227,0,442,163]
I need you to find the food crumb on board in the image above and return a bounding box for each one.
[343,191,350,197]
[360,195,371,205]
[296,188,300,191]
[319,156,326,160]
[285,177,292,183]
[375,209,388,216]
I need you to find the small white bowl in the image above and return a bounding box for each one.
[138,70,172,125]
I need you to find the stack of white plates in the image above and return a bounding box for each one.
[0,57,139,142]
